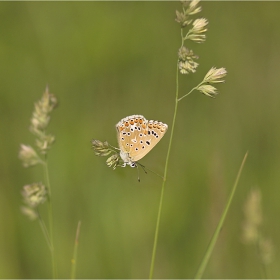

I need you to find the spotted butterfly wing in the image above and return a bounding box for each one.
[116,115,168,167]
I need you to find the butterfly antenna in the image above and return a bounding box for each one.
[137,162,147,174]
[136,164,141,182]
[137,162,164,180]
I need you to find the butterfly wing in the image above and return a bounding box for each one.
[116,115,168,163]
[130,119,168,161]
[116,115,148,159]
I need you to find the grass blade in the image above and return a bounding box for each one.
[71,221,82,279]
[194,152,248,279]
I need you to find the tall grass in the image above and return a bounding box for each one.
[17,1,259,279]
[149,1,227,278]
[19,87,58,278]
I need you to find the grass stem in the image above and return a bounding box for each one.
[177,82,203,102]
[149,63,180,279]
[37,210,52,251]
[194,152,248,279]
[43,154,57,279]
[71,221,82,279]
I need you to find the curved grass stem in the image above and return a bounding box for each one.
[37,210,52,251]
[177,81,203,102]
[149,61,231,278]
[149,63,180,279]
[71,221,82,279]
[256,234,268,279]
[194,152,248,279]
[43,155,57,279]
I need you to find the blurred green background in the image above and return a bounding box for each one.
[1,1,280,278]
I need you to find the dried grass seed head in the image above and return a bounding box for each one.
[22,182,47,208]
[29,87,58,153]
[91,139,112,156]
[178,47,199,74]
[21,206,38,220]
[19,144,43,167]
[185,0,201,15]
[204,67,227,84]
[30,87,57,132]
[176,0,202,28]
[106,153,122,170]
[242,188,263,244]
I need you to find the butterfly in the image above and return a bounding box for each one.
[116,115,168,167]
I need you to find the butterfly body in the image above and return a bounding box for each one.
[116,115,168,167]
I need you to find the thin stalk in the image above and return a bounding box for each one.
[71,221,82,279]
[149,63,180,279]
[37,210,52,251]
[43,154,57,279]
[177,81,204,102]
[194,152,248,279]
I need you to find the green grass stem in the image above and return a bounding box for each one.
[149,63,180,279]
[37,210,52,251]
[71,221,82,279]
[177,81,204,102]
[43,155,57,279]
[194,152,248,279]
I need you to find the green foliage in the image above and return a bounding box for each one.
[0,1,280,278]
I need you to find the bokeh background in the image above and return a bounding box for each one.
[1,1,280,278]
